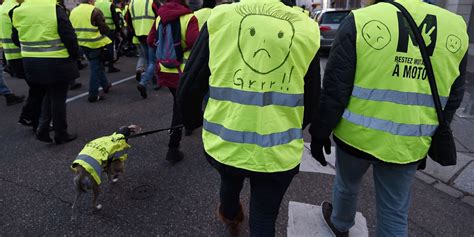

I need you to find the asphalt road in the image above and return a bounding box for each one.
[0,56,473,236]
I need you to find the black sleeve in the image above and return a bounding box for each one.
[9,6,20,47]
[56,6,79,59]
[110,4,120,30]
[444,54,468,123]
[310,13,357,142]
[177,23,211,130]
[302,53,321,129]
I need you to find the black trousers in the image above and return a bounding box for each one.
[37,83,69,137]
[168,88,183,148]
[206,154,299,237]
[20,80,46,130]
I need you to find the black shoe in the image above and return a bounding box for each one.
[88,95,105,103]
[69,82,82,90]
[18,117,33,127]
[184,128,193,136]
[36,132,53,143]
[5,94,25,106]
[137,84,147,99]
[321,201,349,237]
[153,85,161,91]
[103,83,112,93]
[135,71,142,82]
[166,148,184,164]
[54,133,77,145]
[108,67,120,73]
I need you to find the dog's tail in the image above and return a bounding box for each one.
[74,173,88,193]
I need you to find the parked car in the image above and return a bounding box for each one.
[317,9,351,50]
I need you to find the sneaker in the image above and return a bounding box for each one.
[321,201,349,237]
[54,133,78,145]
[137,84,147,99]
[18,117,33,127]
[77,62,88,70]
[108,67,120,73]
[217,203,244,237]
[88,95,105,103]
[165,148,184,164]
[69,82,82,90]
[36,132,53,143]
[5,94,25,106]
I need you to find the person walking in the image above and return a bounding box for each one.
[125,0,160,98]
[151,0,199,163]
[12,0,80,144]
[95,0,121,73]
[178,0,321,235]
[70,0,113,103]
[309,0,469,236]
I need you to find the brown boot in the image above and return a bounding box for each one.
[217,203,245,237]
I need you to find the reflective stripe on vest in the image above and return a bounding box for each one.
[333,0,469,164]
[12,0,69,58]
[130,0,154,36]
[95,0,115,30]
[0,0,21,60]
[75,154,103,183]
[204,0,320,172]
[70,4,112,49]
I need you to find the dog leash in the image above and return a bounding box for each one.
[126,125,184,139]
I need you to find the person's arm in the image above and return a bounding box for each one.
[302,52,321,129]
[110,4,120,30]
[177,23,211,130]
[310,13,357,143]
[124,7,135,36]
[444,54,468,123]
[9,6,20,47]
[92,8,110,35]
[56,6,79,59]
[184,16,199,50]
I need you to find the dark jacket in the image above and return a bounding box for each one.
[92,7,110,35]
[177,24,321,133]
[310,13,467,161]
[11,5,79,85]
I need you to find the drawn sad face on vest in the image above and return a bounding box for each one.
[236,6,298,74]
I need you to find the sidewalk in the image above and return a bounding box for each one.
[418,46,474,207]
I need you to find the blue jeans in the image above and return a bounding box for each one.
[82,47,109,97]
[331,145,418,237]
[0,64,12,95]
[138,42,157,88]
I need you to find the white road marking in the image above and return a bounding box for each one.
[65,75,135,103]
[300,143,336,175]
[287,201,369,237]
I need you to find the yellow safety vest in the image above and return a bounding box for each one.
[0,0,21,60]
[204,0,320,172]
[194,7,211,30]
[130,0,154,36]
[70,4,112,49]
[12,0,69,58]
[95,0,115,30]
[71,133,130,185]
[156,14,194,74]
[334,0,469,164]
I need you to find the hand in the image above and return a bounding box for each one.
[421,24,436,47]
[310,138,332,166]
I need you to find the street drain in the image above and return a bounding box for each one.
[131,184,154,200]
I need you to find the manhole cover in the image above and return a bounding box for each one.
[131,184,155,200]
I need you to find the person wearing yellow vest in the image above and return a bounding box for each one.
[150,0,198,163]
[193,0,215,30]
[95,0,121,72]
[309,0,469,236]
[12,0,80,144]
[125,0,161,95]
[178,0,321,235]
[70,0,113,103]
